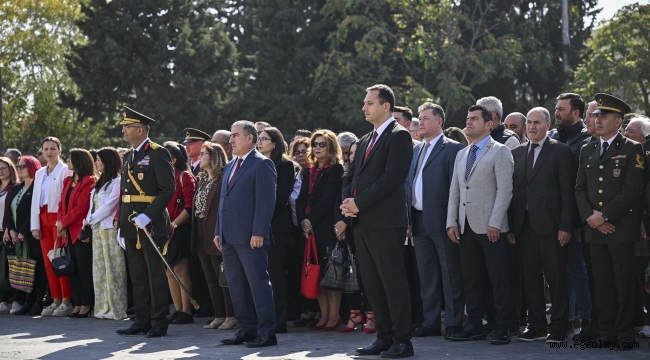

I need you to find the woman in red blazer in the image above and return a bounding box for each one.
[56,149,97,318]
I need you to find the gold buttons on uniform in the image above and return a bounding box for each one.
[598,189,603,193]
[599,165,604,169]
[125,189,128,192]
[599,202,603,206]
[599,177,603,181]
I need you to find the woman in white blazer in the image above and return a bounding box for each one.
[83,148,126,320]
[30,137,73,317]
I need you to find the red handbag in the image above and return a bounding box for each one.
[300,234,320,299]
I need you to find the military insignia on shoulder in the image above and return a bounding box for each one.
[148,142,161,150]
[124,148,132,154]
[636,154,645,169]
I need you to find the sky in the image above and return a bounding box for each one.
[596,0,648,22]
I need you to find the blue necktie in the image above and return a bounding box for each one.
[465,145,478,180]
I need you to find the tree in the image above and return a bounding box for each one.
[572,3,650,114]
[62,0,240,137]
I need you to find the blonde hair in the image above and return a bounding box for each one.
[308,129,343,166]
[0,157,19,184]
[199,142,227,182]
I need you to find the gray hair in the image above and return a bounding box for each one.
[410,119,420,131]
[476,96,503,121]
[628,117,650,137]
[527,107,551,124]
[337,132,358,148]
[232,120,258,143]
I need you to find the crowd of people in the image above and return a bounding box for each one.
[1,83,650,357]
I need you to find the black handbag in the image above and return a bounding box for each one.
[51,238,75,277]
[0,245,11,291]
[218,262,228,288]
[319,241,359,293]
[77,225,92,243]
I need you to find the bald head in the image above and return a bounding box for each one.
[212,129,233,159]
[504,112,526,143]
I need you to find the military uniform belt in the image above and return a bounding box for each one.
[122,195,155,203]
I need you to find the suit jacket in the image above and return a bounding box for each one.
[508,137,574,237]
[118,140,175,238]
[575,134,644,244]
[446,136,513,234]
[406,135,464,238]
[214,149,276,245]
[296,163,344,247]
[271,157,295,235]
[191,176,222,255]
[343,120,413,229]
[6,182,35,241]
[58,175,96,244]
[30,160,69,231]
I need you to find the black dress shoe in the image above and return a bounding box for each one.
[220,329,257,345]
[490,328,510,345]
[246,334,278,348]
[306,317,320,328]
[146,326,168,338]
[518,327,547,342]
[449,324,486,341]
[572,319,600,341]
[67,312,79,318]
[356,339,393,355]
[27,303,43,316]
[116,324,151,336]
[13,303,32,316]
[444,326,462,340]
[413,325,441,337]
[172,312,194,324]
[380,342,414,359]
[546,328,567,342]
[167,311,181,321]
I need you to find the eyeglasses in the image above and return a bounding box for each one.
[16,165,27,170]
[198,152,208,157]
[122,125,141,130]
[0,166,9,173]
[293,150,308,156]
[257,137,272,143]
[312,142,327,148]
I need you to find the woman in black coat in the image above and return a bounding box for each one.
[4,156,47,315]
[257,127,296,333]
[296,130,344,331]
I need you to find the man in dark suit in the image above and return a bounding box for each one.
[575,94,644,348]
[406,102,465,339]
[214,120,278,348]
[507,107,574,343]
[340,84,414,358]
[115,107,175,338]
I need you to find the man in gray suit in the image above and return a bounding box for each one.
[447,104,514,345]
[214,120,278,348]
[406,102,465,339]
[507,107,574,343]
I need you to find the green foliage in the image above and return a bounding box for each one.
[572,4,650,114]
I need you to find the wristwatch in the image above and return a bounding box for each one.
[600,212,608,222]
[171,222,178,229]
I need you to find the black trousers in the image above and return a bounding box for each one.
[286,225,304,314]
[354,224,412,343]
[459,224,512,329]
[581,230,599,324]
[589,241,635,339]
[188,249,212,315]
[125,235,169,329]
[196,248,234,318]
[268,231,289,331]
[634,256,650,326]
[516,214,568,330]
[403,242,424,327]
[69,239,94,306]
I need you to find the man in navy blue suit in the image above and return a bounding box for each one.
[214,120,278,348]
[406,102,466,340]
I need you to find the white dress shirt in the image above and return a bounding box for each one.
[374,117,395,138]
[228,148,254,183]
[600,134,617,156]
[131,137,150,161]
[412,133,443,210]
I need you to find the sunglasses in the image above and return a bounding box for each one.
[16,165,27,170]
[312,142,327,148]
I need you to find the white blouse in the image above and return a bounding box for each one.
[30,161,69,231]
[85,177,121,230]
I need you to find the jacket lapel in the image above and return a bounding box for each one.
[359,121,396,172]
[423,136,445,170]
[204,179,219,219]
[599,134,621,163]
[226,150,256,193]
[528,137,552,182]
[132,140,149,165]
[468,137,493,179]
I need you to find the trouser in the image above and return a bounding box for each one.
[482,241,520,329]
[69,239,94,306]
[404,242,424,326]
[286,225,304,314]
[566,236,592,319]
[196,249,234,318]
[39,206,71,299]
[125,234,169,329]
[268,231,289,330]
[459,224,512,329]
[589,242,635,339]
[634,256,650,326]
[517,214,568,330]
[581,236,599,325]
[188,250,212,314]
[354,224,412,343]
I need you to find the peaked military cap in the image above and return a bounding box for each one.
[183,128,211,143]
[120,106,156,125]
[593,93,632,115]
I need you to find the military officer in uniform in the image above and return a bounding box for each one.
[575,94,644,349]
[184,128,211,176]
[116,107,175,338]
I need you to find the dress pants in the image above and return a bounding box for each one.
[403,242,424,327]
[581,237,599,325]
[69,239,95,306]
[354,224,412,343]
[516,213,568,330]
[286,225,304,314]
[188,250,213,315]
[481,242,520,329]
[589,242,635,339]
[195,221,234,318]
[459,223,512,329]
[634,256,650,326]
[566,236,592,319]
[24,237,48,305]
[125,235,169,329]
[268,231,289,331]
[411,209,464,329]
[39,207,71,299]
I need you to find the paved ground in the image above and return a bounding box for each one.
[0,314,648,359]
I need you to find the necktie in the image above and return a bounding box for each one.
[601,141,609,159]
[413,142,431,183]
[131,149,137,162]
[362,131,379,164]
[526,143,539,180]
[465,145,478,181]
[228,158,243,188]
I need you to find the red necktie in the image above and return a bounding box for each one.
[228,158,243,188]
[353,131,379,197]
